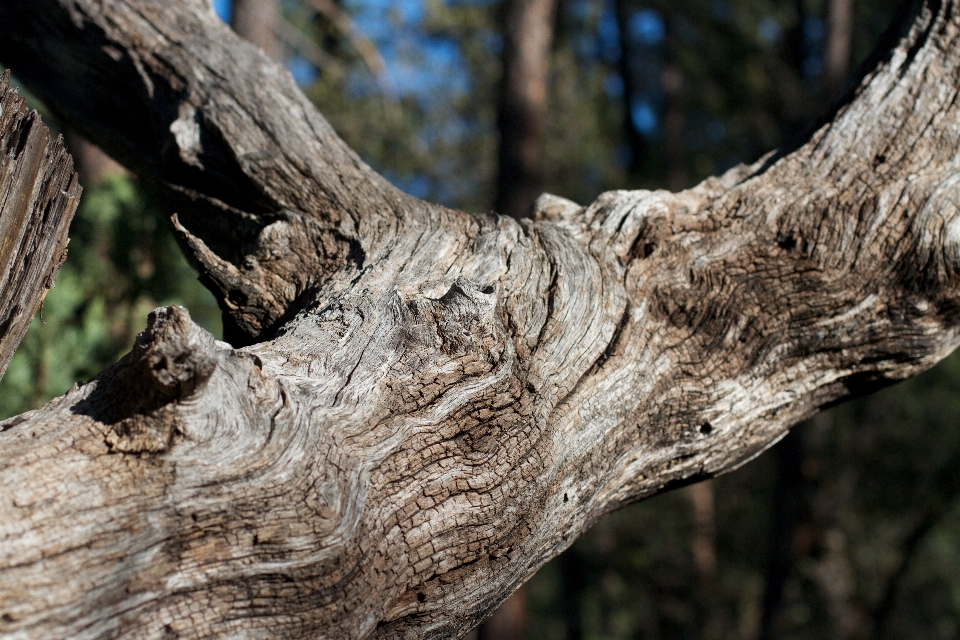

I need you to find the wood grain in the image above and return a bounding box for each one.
[0,0,959,637]
[0,71,79,381]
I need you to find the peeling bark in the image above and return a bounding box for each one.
[0,72,80,381]
[1,0,960,638]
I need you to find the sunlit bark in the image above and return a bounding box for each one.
[1,0,960,637]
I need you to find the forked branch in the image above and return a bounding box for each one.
[1,0,960,637]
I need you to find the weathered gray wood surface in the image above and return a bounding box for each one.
[2,0,960,637]
[0,71,79,382]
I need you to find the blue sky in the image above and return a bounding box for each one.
[213,0,472,98]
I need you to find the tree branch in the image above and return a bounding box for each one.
[1,0,960,638]
[0,0,415,345]
[0,71,80,381]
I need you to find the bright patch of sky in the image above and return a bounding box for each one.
[630,10,664,45]
[288,56,319,86]
[346,0,472,100]
[757,17,781,45]
[631,99,657,135]
[346,0,425,42]
[213,0,231,23]
[214,0,474,97]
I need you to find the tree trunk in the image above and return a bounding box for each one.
[825,0,855,98]
[480,0,558,631]
[0,71,80,382]
[759,427,806,640]
[614,0,647,177]
[231,0,280,61]
[2,0,960,638]
[661,60,686,192]
[558,546,587,639]
[494,0,557,219]
[476,585,527,640]
[63,132,124,188]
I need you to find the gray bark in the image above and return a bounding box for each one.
[1,0,960,638]
[0,72,80,382]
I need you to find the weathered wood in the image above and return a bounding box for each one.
[1,0,960,638]
[0,71,79,382]
[0,0,406,346]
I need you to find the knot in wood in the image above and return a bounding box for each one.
[132,305,219,400]
[428,278,500,358]
[72,306,220,454]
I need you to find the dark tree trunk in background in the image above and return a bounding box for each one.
[786,0,808,72]
[664,28,710,619]
[825,0,854,98]
[232,0,280,61]
[477,586,528,640]
[870,439,960,636]
[64,133,124,188]
[482,0,557,629]
[558,548,587,640]
[614,0,647,177]
[4,0,960,637]
[759,427,806,640]
[686,478,717,632]
[494,0,557,219]
[759,1,855,630]
[661,63,686,189]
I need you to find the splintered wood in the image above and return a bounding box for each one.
[1,0,960,638]
[0,71,79,380]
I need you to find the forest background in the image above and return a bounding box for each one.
[2,0,960,637]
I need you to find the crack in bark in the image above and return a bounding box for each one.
[3,0,960,637]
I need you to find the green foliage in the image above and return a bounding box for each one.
[302,0,501,211]
[3,1,959,637]
[0,173,221,420]
[521,352,960,640]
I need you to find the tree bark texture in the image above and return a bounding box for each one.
[494,0,557,219]
[0,71,80,382]
[1,0,960,637]
[483,0,558,629]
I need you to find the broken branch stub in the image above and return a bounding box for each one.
[1,0,960,638]
[0,71,80,381]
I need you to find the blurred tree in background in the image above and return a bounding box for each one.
[4,0,960,637]
[0,106,221,419]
